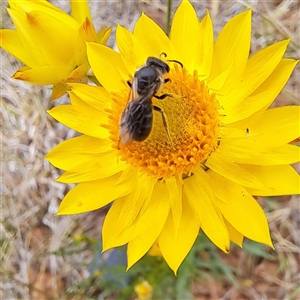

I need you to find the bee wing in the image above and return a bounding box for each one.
[129,77,139,102]
[120,100,143,145]
[120,127,133,145]
[120,78,139,145]
[120,76,157,145]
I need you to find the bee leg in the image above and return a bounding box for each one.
[153,105,172,146]
[154,93,172,100]
[126,80,132,88]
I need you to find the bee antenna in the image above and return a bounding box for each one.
[160,52,167,58]
[166,59,183,68]
[159,52,183,68]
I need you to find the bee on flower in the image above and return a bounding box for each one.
[45,0,299,274]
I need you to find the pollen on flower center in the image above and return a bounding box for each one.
[109,65,220,180]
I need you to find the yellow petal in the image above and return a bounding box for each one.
[245,165,300,196]
[45,135,112,170]
[23,10,77,66]
[75,18,97,66]
[208,65,231,92]
[87,42,128,93]
[64,63,89,83]
[184,168,230,253]
[102,170,157,250]
[116,24,147,75]
[18,65,30,72]
[129,175,157,218]
[57,151,125,183]
[97,27,112,44]
[159,196,199,274]
[9,0,78,29]
[225,105,300,149]
[6,8,45,67]
[79,18,97,41]
[47,102,108,139]
[0,29,34,67]
[56,174,129,215]
[126,182,170,270]
[224,59,299,124]
[219,140,300,166]
[12,65,70,84]
[104,166,151,244]
[52,82,67,100]
[224,219,243,248]
[102,197,133,250]
[9,0,58,12]
[209,171,273,248]
[170,0,199,71]
[165,176,182,237]
[103,178,170,251]
[210,10,251,91]
[196,10,214,79]
[221,39,290,108]
[68,83,111,111]
[103,196,146,251]
[245,106,300,147]
[206,151,265,190]
[112,173,155,236]
[133,13,172,58]
[70,0,92,24]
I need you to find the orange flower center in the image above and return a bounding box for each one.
[109,65,220,180]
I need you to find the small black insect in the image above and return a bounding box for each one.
[119,55,183,145]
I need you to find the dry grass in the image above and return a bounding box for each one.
[1,0,299,299]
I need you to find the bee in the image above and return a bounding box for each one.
[120,55,183,145]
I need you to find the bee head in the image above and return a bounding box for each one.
[146,57,170,74]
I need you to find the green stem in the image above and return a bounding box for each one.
[165,0,172,36]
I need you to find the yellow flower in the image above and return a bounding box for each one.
[46,0,300,273]
[134,280,152,300]
[147,241,162,257]
[0,0,111,100]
